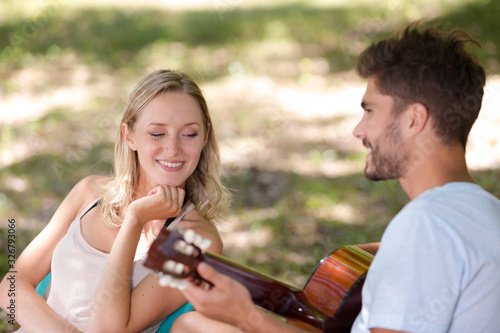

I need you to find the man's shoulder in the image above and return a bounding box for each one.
[391,182,500,244]
[407,182,500,211]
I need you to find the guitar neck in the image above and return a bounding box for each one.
[201,252,331,330]
[143,229,369,332]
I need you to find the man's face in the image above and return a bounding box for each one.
[353,77,409,181]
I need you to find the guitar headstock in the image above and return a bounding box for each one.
[144,228,209,284]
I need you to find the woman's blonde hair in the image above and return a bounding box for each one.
[100,69,230,227]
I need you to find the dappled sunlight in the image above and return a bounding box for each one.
[0,57,92,126]
[209,73,500,178]
[310,202,358,225]
[1,2,500,315]
[467,75,500,170]
[221,227,274,251]
[276,81,365,118]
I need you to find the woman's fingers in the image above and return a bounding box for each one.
[131,185,185,223]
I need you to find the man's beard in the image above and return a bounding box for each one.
[364,118,408,181]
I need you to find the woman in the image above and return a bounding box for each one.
[0,69,230,332]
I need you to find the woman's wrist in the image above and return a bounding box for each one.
[122,210,145,230]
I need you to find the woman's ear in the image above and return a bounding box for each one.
[122,123,137,151]
[203,123,211,147]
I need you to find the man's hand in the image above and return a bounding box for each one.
[183,262,260,329]
[157,230,310,333]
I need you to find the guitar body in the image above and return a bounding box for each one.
[300,246,372,332]
[144,229,373,333]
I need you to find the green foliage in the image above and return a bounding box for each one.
[1,0,498,79]
[223,170,407,285]
[437,0,500,71]
[1,1,499,331]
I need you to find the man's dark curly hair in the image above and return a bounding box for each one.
[357,21,486,147]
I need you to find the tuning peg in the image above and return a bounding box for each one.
[158,275,174,287]
[199,238,211,251]
[184,229,195,243]
[174,279,189,290]
[174,262,185,275]
[173,239,196,256]
[184,244,195,256]
[181,229,212,251]
[162,260,176,273]
[193,234,203,247]
[161,259,186,275]
[158,275,189,290]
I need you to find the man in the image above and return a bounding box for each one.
[166,22,500,333]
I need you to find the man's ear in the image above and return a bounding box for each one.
[122,123,137,151]
[404,102,429,137]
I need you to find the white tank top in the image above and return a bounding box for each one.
[20,199,194,333]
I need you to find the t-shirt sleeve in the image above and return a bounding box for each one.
[365,202,464,332]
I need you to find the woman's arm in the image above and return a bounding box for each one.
[0,176,103,333]
[87,185,223,333]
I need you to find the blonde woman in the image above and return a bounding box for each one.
[0,69,230,333]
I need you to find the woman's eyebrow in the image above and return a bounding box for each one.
[147,122,201,127]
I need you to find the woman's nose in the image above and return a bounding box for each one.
[164,135,181,154]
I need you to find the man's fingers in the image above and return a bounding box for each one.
[197,262,220,284]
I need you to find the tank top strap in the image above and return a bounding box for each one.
[78,198,101,220]
[166,203,196,230]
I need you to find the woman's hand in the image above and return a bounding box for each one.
[126,185,185,226]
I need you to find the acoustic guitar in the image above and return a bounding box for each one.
[144,228,373,333]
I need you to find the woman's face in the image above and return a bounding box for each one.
[123,92,209,192]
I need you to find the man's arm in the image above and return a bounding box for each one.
[355,242,380,256]
[181,262,309,333]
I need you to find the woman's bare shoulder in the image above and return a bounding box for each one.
[79,174,111,189]
[177,206,223,254]
[71,175,111,215]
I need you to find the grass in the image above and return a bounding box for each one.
[1,0,500,331]
[222,171,406,285]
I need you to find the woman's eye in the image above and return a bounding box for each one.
[149,133,164,138]
[185,132,199,138]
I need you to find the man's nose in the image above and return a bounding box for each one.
[352,119,365,140]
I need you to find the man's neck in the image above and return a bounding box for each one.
[399,144,476,200]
